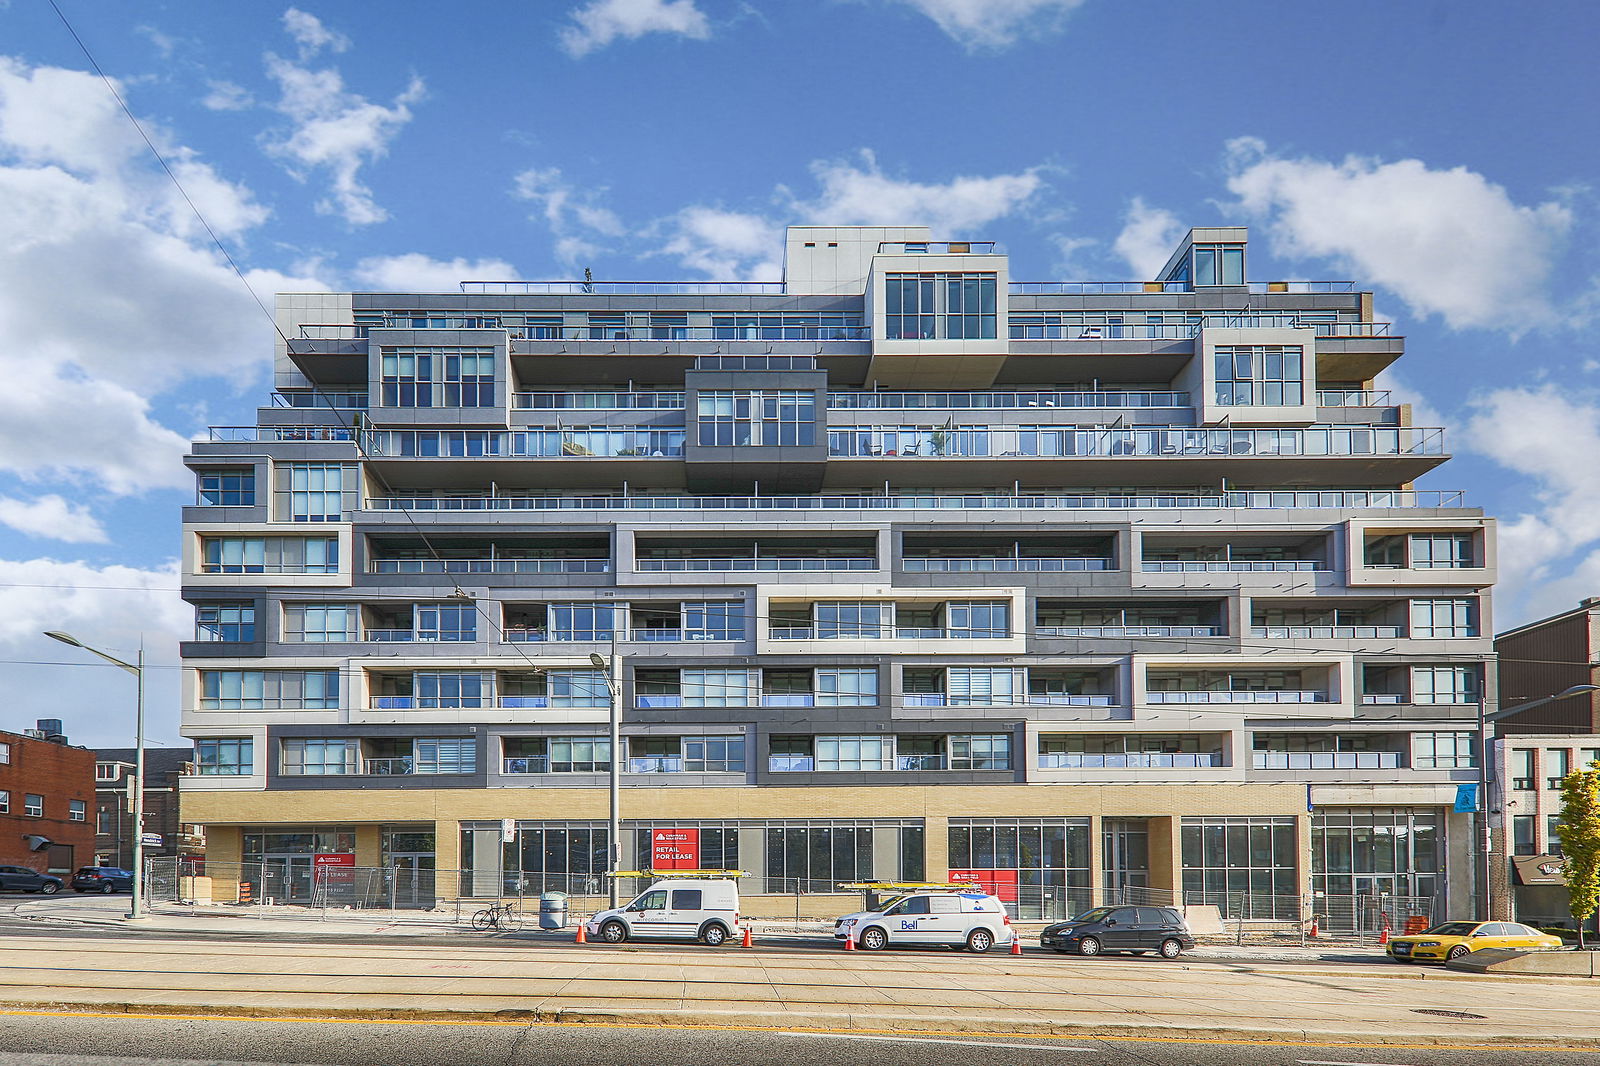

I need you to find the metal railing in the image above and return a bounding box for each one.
[1252,751,1403,769]
[634,694,874,709]
[369,558,610,575]
[895,754,948,770]
[1143,559,1323,572]
[366,488,1470,512]
[460,280,787,295]
[272,390,369,409]
[364,428,686,458]
[1147,690,1327,704]
[903,557,1112,572]
[513,391,686,410]
[828,390,1188,409]
[636,557,877,572]
[827,426,1444,459]
[1318,390,1394,407]
[768,627,1009,641]
[1037,752,1221,768]
[1250,625,1403,639]
[362,757,414,775]
[502,757,550,774]
[879,241,997,254]
[902,693,1115,707]
[207,426,357,443]
[1035,625,1220,638]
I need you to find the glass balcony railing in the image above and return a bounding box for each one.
[1317,390,1394,407]
[896,754,948,770]
[768,756,815,772]
[828,391,1189,410]
[461,281,787,295]
[272,390,368,409]
[1037,753,1221,769]
[637,557,877,572]
[365,429,685,458]
[636,694,874,709]
[368,488,1470,512]
[769,627,1009,641]
[369,696,494,709]
[208,426,357,443]
[1143,560,1323,572]
[502,757,550,774]
[1252,751,1403,770]
[1147,690,1327,704]
[903,557,1112,573]
[502,325,866,342]
[628,757,684,773]
[513,392,686,410]
[1035,625,1220,638]
[505,629,739,644]
[828,426,1443,460]
[361,757,414,776]
[499,696,553,708]
[1250,625,1403,639]
[1007,281,1357,295]
[879,241,997,254]
[369,558,610,575]
[902,693,1115,707]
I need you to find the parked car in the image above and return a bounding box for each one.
[1386,920,1565,963]
[0,865,62,894]
[585,879,741,945]
[1040,905,1195,958]
[71,867,134,894]
[834,890,1016,952]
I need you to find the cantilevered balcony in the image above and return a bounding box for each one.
[901,533,1114,574]
[634,535,877,573]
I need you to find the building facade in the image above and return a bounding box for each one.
[1,720,96,877]
[94,747,202,870]
[179,225,1495,921]
[1491,598,1600,926]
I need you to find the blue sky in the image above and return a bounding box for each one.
[0,0,1596,746]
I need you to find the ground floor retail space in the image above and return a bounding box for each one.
[182,784,1476,923]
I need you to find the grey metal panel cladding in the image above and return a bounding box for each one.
[265,724,490,790]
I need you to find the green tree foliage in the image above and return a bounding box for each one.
[1556,761,1600,948]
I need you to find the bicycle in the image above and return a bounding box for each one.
[471,900,523,932]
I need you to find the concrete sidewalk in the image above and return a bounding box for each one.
[0,931,1592,1048]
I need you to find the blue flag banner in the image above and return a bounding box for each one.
[1455,783,1480,812]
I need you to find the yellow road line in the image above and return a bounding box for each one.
[0,1008,1594,1052]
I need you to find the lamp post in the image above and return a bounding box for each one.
[1479,684,1600,921]
[591,634,622,908]
[45,630,147,921]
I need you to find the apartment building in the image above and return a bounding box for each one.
[1,720,96,877]
[179,225,1494,920]
[1492,598,1600,926]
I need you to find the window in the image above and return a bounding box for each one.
[1549,748,1573,790]
[672,888,702,910]
[1411,666,1479,705]
[1310,808,1441,904]
[547,604,616,642]
[950,734,1012,771]
[1214,345,1304,406]
[948,817,1092,918]
[414,671,490,708]
[413,738,477,775]
[416,604,477,642]
[681,668,751,707]
[549,737,611,773]
[0,791,7,814]
[1182,816,1298,918]
[281,739,357,776]
[200,536,338,574]
[196,603,255,642]
[547,670,608,708]
[24,794,43,817]
[96,808,113,833]
[199,670,339,709]
[1190,244,1245,286]
[1412,732,1475,769]
[198,468,254,506]
[282,604,355,642]
[68,800,86,822]
[682,736,745,773]
[274,462,357,522]
[814,736,891,771]
[1363,536,1406,569]
[812,602,891,639]
[1549,815,1565,857]
[1511,748,1536,790]
[1513,815,1537,856]
[884,273,997,340]
[765,824,875,893]
[696,390,816,447]
[682,602,744,640]
[197,738,253,775]
[95,762,120,782]
[814,668,877,707]
[1410,533,1474,569]
[1410,598,1478,638]
[0,741,9,764]
[946,666,1021,705]
[948,601,1009,638]
[380,347,495,407]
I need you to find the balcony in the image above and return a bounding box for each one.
[627,757,686,773]
[637,557,876,572]
[461,281,787,295]
[1318,390,1394,407]
[1147,691,1327,704]
[1252,751,1402,770]
[367,488,1471,513]
[502,757,550,774]
[365,429,686,459]
[770,627,1008,641]
[1036,625,1220,638]
[207,426,357,443]
[1037,753,1221,769]
[826,426,1443,460]
[369,558,610,575]
[879,241,997,254]
[273,390,368,409]
[903,557,1112,573]
[895,754,947,770]
[828,391,1189,410]
[903,693,1114,707]
[769,756,815,772]
[1143,560,1322,573]
[362,757,414,776]
[1007,280,1356,295]
[369,696,493,709]
[1250,626,1402,639]
[634,694,860,709]
[513,391,686,410]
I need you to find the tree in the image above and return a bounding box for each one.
[1556,761,1600,950]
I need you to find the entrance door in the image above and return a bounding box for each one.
[1102,820,1150,900]
[389,854,436,908]
[260,856,315,903]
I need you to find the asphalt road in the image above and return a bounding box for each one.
[0,1012,1594,1066]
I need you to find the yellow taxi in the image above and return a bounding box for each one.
[1387,920,1565,963]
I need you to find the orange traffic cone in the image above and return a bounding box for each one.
[1010,933,1022,955]
[844,932,855,950]
[742,925,754,948]
[1308,918,1319,939]
[575,922,587,944]
[1379,916,1391,945]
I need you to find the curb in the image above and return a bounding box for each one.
[2,999,1597,1050]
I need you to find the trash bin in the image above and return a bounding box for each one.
[539,891,569,930]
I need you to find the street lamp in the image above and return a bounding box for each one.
[45,630,147,921]
[1479,684,1600,921]
[591,639,622,908]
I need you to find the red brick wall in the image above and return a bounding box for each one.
[0,731,97,874]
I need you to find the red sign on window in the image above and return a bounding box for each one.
[947,868,1019,903]
[313,852,356,884]
[652,829,700,870]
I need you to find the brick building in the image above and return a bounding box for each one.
[94,747,202,870]
[0,719,97,877]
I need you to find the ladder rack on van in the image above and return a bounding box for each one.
[608,869,747,879]
[837,881,980,891]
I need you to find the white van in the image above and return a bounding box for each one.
[835,890,1015,952]
[585,879,740,945]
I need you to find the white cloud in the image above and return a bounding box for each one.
[201,80,254,112]
[1112,197,1184,280]
[353,253,520,291]
[793,150,1045,234]
[559,0,711,58]
[888,0,1085,50]
[1225,138,1574,334]
[282,7,350,59]
[656,207,785,280]
[512,167,625,268]
[0,495,108,543]
[262,12,425,226]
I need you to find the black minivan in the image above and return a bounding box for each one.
[1040,905,1196,958]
